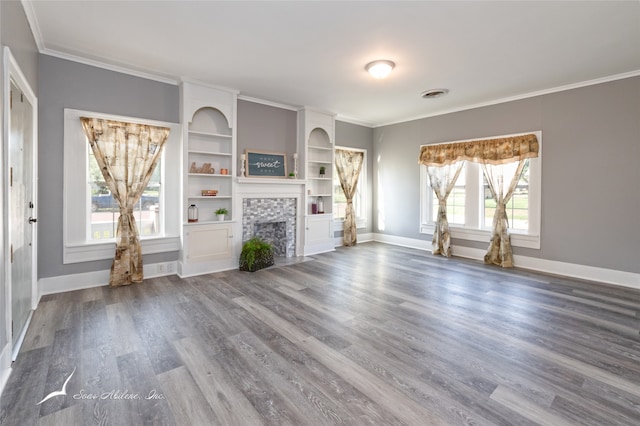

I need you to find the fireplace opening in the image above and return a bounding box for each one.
[254,221,287,257]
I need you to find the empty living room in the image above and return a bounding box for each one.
[1,1,639,425]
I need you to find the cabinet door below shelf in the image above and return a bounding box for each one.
[185,223,233,263]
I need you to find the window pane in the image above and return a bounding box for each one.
[333,175,361,220]
[431,166,465,225]
[88,150,161,240]
[483,159,529,231]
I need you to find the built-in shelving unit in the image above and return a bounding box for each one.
[179,82,239,277]
[298,108,336,255]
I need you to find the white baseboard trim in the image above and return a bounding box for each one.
[333,232,374,247]
[0,342,12,399]
[372,233,432,251]
[38,261,178,299]
[372,233,640,290]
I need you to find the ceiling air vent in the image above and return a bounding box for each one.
[420,89,449,99]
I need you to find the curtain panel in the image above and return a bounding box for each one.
[426,162,465,257]
[481,161,527,267]
[419,133,539,267]
[335,149,364,246]
[81,117,170,286]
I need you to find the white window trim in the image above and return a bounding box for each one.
[333,146,367,230]
[63,109,181,264]
[419,131,541,250]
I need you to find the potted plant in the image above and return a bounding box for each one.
[215,207,228,221]
[319,166,326,177]
[239,237,274,272]
[288,172,296,179]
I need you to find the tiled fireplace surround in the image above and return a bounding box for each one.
[237,180,306,257]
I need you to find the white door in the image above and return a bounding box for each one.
[9,78,36,350]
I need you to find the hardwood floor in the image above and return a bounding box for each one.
[2,242,640,425]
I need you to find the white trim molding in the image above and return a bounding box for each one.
[0,342,12,399]
[38,261,179,300]
[372,233,640,290]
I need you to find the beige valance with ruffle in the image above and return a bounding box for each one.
[419,133,539,166]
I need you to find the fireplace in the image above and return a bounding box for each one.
[242,198,296,257]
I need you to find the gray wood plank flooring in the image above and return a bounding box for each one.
[2,242,640,425]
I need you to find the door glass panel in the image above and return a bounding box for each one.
[10,80,34,346]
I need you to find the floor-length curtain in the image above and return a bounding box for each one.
[335,149,364,246]
[481,160,526,267]
[426,162,464,257]
[81,118,170,286]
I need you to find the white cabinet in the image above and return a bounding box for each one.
[184,223,233,263]
[298,108,336,255]
[179,82,239,276]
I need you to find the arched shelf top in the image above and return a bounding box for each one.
[308,127,332,149]
[189,106,231,136]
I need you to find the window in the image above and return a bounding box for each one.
[88,150,162,240]
[432,166,466,225]
[64,109,181,264]
[333,146,367,229]
[420,132,541,249]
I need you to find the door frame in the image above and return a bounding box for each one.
[2,46,38,361]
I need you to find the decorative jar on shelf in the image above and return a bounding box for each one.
[317,196,325,214]
[188,204,198,223]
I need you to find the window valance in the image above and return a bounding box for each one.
[419,133,539,166]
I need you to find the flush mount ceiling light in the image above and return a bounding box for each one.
[365,60,395,79]
[420,88,449,99]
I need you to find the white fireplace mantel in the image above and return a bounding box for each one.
[235,178,307,257]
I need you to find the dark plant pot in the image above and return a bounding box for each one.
[239,246,274,272]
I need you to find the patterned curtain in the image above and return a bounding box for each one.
[481,160,526,268]
[80,118,170,286]
[419,133,539,268]
[335,149,364,246]
[426,162,464,257]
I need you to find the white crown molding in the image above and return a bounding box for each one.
[20,0,44,52]
[335,115,375,128]
[237,95,298,111]
[180,78,239,94]
[41,48,179,85]
[375,69,640,128]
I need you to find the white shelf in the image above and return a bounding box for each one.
[308,177,331,180]
[188,173,233,178]
[188,130,232,139]
[184,220,234,226]
[237,177,306,185]
[309,193,332,197]
[308,160,332,164]
[188,150,232,156]
[187,195,232,199]
[308,145,332,151]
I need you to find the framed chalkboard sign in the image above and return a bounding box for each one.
[245,150,287,178]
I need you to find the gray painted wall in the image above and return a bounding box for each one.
[237,100,297,169]
[38,54,179,278]
[335,120,374,235]
[373,76,640,274]
[1,0,38,92]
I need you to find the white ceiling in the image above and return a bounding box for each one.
[24,1,640,127]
